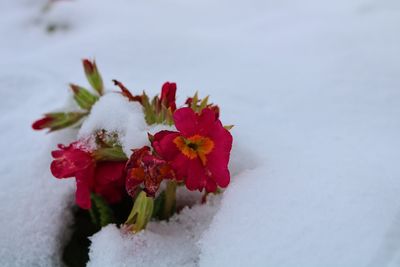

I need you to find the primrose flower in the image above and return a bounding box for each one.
[51,141,126,209]
[152,107,232,192]
[125,146,173,197]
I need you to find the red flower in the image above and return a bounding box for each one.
[160,82,177,112]
[51,142,126,209]
[125,146,173,197]
[152,107,232,192]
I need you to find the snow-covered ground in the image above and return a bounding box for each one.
[1,0,400,266]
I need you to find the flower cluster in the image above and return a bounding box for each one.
[33,59,233,233]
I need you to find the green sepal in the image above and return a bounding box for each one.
[142,92,157,125]
[46,112,87,132]
[83,59,104,95]
[125,191,154,233]
[70,84,99,110]
[92,145,128,161]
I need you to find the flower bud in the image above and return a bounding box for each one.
[160,82,177,111]
[70,84,99,110]
[125,191,154,233]
[32,112,87,132]
[83,59,104,95]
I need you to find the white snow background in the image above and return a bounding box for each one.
[0,0,400,266]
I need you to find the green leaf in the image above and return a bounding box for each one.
[152,191,166,219]
[90,193,114,228]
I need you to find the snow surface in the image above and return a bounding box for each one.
[1,0,400,266]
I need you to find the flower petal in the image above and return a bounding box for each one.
[75,177,92,209]
[171,153,190,181]
[186,160,206,191]
[153,131,180,160]
[197,108,217,135]
[205,178,217,193]
[173,108,198,136]
[94,161,126,203]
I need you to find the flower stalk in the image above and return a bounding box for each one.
[161,180,177,220]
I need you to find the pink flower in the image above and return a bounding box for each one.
[51,142,126,209]
[152,107,232,192]
[125,146,173,197]
[160,82,177,112]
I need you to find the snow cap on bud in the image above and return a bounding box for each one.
[32,112,87,132]
[83,59,104,95]
[70,84,99,110]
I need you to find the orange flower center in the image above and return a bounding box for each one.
[173,135,214,165]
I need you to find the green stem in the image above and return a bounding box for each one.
[161,181,177,220]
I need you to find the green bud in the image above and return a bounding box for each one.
[33,112,87,132]
[83,59,104,95]
[70,84,99,110]
[125,191,154,233]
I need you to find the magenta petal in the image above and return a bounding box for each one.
[75,178,91,209]
[185,160,205,191]
[171,153,190,181]
[95,162,126,182]
[197,108,216,135]
[173,108,198,136]
[153,131,180,160]
[205,178,217,193]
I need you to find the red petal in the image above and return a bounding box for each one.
[32,117,52,130]
[153,131,180,160]
[197,108,217,135]
[185,160,205,191]
[205,178,217,193]
[171,153,189,181]
[173,108,198,136]
[94,162,126,203]
[75,178,91,209]
[95,162,126,182]
[205,121,232,188]
[125,168,144,197]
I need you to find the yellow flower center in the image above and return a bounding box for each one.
[173,135,214,165]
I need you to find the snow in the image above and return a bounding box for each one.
[78,93,147,156]
[88,196,220,267]
[1,0,400,266]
